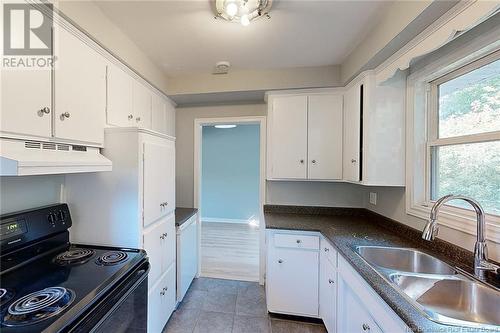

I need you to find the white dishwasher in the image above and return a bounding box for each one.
[176,209,199,302]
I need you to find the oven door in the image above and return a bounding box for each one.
[71,260,150,333]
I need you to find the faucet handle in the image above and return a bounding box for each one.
[477,260,500,274]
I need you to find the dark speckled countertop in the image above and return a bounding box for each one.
[175,207,198,227]
[264,205,499,333]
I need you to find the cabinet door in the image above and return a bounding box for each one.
[54,28,106,145]
[308,94,343,180]
[163,214,176,268]
[106,62,134,127]
[338,275,383,333]
[143,142,169,227]
[163,140,176,215]
[268,96,308,179]
[143,220,165,288]
[152,95,167,134]
[343,83,362,182]
[1,69,52,138]
[165,101,176,137]
[133,81,152,129]
[148,270,169,333]
[267,245,319,316]
[161,263,177,325]
[1,10,52,139]
[320,255,336,333]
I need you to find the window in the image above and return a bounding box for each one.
[428,53,500,216]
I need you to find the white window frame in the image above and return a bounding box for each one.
[406,46,500,243]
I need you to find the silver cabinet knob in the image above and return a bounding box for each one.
[311,160,317,164]
[351,159,357,163]
[324,248,329,252]
[136,117,141,122]
[362,323,370,331]
[300,159,304,164]
[128,114,134,120]
[60,112,70,120]
[163,287,168,291]
[163,232,168,238]
[160,290,165,296]
[37,107,50,116]
[296,239,302,244]
[278,259,283,264]
[328,279,334,284]
[160,234,165,240]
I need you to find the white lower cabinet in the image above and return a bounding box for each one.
[266,230,319,317]
[319,239,337,333]
[266,232,410,333]
[148,263,176,333]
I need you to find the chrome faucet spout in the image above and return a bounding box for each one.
[422,194,497,280]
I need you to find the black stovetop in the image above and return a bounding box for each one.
[0,242,146,333]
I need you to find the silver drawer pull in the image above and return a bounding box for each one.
[163,287,168,291]
[324,247,329,252]
[362,323,370,331]
[351,159,357,163]
[160,234,165,240]
[328,279,334,284]
[160,290,165,296]
[278,259,283,264]
[296,239,302,244]
[60,112,70,120]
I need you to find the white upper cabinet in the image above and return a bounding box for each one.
[268,95,308,179]
[133,80,152,129]
[342,82,362,182]
[54,28,106,146]
[106,62,134,127]
[151,94,166,134]
[165,101,176,137]
[1,69,52,138]
[308,94,343,180]
[342,71,406,186]
[267,91,343,181]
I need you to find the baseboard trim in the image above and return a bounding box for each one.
[202,217,251,224]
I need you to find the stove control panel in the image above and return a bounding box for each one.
[0,204,72,252]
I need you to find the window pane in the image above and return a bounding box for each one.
[438,58,500,138]
[431,141,500,215]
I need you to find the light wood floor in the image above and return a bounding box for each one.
[201,221,260,282]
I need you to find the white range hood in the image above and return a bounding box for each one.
[0,138,112,176]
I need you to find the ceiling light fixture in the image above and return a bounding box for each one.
[214,124,237,129]
[212,0,273,26]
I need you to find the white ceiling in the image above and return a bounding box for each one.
[94,0,391,77]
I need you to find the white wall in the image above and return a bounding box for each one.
[0,176,64,214]
[365,186,500,261]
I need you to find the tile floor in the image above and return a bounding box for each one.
[163,277,327,333]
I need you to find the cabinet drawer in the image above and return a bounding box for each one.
[320,238,337,267]
[274,233,319,250]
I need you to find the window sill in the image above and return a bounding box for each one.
[406,201,500,245]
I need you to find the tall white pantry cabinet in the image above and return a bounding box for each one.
[65,127,176,333]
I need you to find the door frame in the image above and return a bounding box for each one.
[194,116,267,285]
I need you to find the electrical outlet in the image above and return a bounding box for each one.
[369,192,377,205]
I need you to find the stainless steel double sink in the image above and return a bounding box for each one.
[355,246,500,330]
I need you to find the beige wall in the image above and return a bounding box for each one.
[340,1,432,83]
[56,1,169,93]
[365,187,500,261]
[169,66,341,96]
[175,103,366,209]
[176,104,266,208]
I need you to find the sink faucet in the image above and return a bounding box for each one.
[422,194,499,280]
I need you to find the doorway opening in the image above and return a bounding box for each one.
[194,117,266,284]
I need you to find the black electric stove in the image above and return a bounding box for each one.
[0,204,149,333]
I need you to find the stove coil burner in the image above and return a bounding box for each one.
[2,287,75,327]
[95,251,128,266]
[53,248,95,265]
[0,288,15,308]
